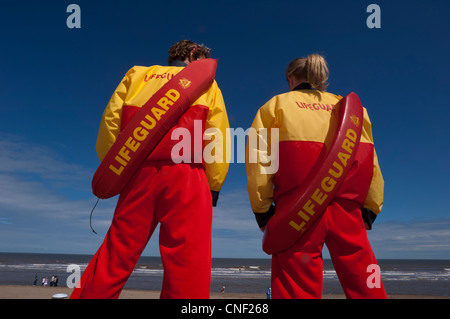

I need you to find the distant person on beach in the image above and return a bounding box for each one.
[70,40,229,299]
[33,273,38,286]
[246,54,387,298]
[50,275,58,287]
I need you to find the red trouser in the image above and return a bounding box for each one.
[271,200,387,299]
[70,161,212,299]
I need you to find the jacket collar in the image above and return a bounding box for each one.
[293,82,313,91]
[168,60,187,67]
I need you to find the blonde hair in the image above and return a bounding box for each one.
[286,54,329,91]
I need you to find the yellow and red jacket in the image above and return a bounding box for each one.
[96,64,230,194]
[246,88,384,220]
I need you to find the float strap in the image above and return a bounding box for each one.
[92,59,217,199]
[262,92,364,255]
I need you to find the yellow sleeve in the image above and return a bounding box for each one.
[362,108,384,214]
[95,68,135,161]
[202,81,230,192]
[246,97,277,214]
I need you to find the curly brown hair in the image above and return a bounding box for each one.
[168,40,211,64]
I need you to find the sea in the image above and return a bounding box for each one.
[0,252,449,297]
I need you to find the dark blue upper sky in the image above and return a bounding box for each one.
[0,0,449,258]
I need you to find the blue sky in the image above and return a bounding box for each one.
[0,0,449,259]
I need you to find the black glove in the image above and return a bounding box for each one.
[254,204,276,229]
[361,208,377,230]
[211,190,219,207]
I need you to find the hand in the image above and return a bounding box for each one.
[254,204,276,229]
[361,208,377,230]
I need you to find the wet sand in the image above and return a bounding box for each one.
[0,285,447,299]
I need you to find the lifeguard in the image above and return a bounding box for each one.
[71,40,229,299]
[246,53,387,299]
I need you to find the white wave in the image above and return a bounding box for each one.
[323,270,338,279]
[381,270,450,281]
[132,267,164,275]
[0,263,88,272]
[211,267,270,278]
[1,263,448,281]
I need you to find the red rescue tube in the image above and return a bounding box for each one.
[262,92,364,255]
[92,59,217,199]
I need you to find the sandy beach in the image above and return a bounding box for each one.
[0,285,448,299]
